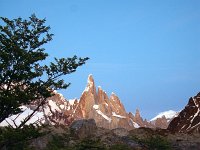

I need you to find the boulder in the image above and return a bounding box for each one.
[112,128,129,137]
[70,119,97,139]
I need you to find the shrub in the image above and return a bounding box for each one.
[109,143,132,150]
[45,135,65,150]
[75,139,106,150]
[145,136,171,150]
[0,125,43,150]
[132,135,171,150]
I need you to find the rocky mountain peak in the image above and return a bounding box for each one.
[0,74,173,130]
[110,92,121,104]
[83,74,96,94]
[135,109,140,117]
[87,74,95,87]
[111,92,116,96]
[98,86,102,90]
[168,92,200,133]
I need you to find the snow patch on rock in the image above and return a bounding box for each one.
[69,99,76,105]
[48,100,61,112]
[130,119,140,128]
[112,112,126,118]
[96,110,112,123]
[93,105,99,109]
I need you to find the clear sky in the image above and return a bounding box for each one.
[1,0,200,120]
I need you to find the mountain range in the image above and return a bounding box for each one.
[1,74,200,133]
[1,74,200,150]
[0,74,177,130]
[168,92,200,133]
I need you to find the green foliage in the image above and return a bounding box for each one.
[145,136,171,150]
[0,14,89,125]
[46,135,106,150]
[75,139,106,150]
[109,143,132,150]
[0,125,44,150]
[45,134,66,150]
[132,135,171,150]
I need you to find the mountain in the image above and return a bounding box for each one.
[168,92,200,133]
[151,110,178,122]
[150,110,178,129]
[0,74,169,130]
[0,90,78,127]
[66,74,149,130]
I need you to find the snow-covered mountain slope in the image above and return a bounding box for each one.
[0,106,44,127]
[0,90,77,127]
[151,110,179,122]
[149,110,179,129]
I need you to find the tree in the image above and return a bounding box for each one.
[0,14,89,127]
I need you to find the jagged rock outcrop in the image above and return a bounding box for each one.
[70,119,97,139]
[154,116,168,129]
[168,92,200,133]
[69,74,164,130]
[73,75,135,129]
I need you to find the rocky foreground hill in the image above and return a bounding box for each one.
[26,119,200,150]
[0,74,172,129]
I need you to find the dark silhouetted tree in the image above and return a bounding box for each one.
[0,14,89,127]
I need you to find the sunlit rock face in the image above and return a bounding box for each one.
[1,74,172,130]
[168,93,200,133]
[62,74,168,130]
[74,75,133,129]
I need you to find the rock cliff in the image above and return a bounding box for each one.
[168,92,200,133]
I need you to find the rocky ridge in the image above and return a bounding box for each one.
[28,120,200,150]
[168,92,200,133]
[0,74,171,130]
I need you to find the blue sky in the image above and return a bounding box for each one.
[1,0,200,119]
